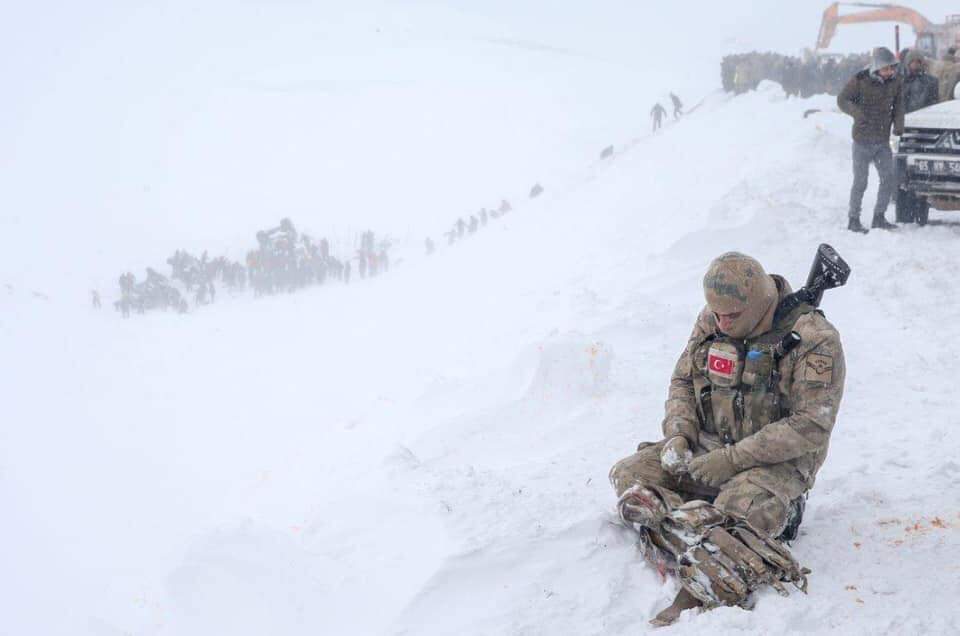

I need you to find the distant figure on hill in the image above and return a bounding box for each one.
[91,290,101,309]
[425,237,435,255]
[651,103,667,132]
[670,93,683,119]
[529,183,543,199]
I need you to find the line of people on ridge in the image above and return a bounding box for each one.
[426,180,545,255]
[432,198,514,253]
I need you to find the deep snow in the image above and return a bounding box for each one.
[4,2,960,635]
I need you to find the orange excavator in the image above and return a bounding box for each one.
[720,3,960,100]
[816,2,960,59]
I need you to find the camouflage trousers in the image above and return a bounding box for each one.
[609,439,800,537]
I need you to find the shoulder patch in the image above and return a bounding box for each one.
[804,353,834,384]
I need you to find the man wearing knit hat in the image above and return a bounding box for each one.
[609,252,845,626]
[838,46,904,233]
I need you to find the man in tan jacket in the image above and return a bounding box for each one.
[610,252,845,625]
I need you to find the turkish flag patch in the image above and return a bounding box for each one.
[708,353,735,377]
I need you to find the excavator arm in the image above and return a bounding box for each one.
[817,2,934,50]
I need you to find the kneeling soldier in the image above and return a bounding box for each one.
[610,252,845,625]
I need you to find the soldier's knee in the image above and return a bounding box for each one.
[715,482,788,537]
[608,443,663,496]
[608,456,640,496]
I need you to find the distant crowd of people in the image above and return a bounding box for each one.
[722,45,960,101]
[722,51,872,97]
[99,219,391,317]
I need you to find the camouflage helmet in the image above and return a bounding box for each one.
[703,252,778,339]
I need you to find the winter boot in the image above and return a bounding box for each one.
[847,217,868,234]
[871,215,897,230]
[617,485,667,529]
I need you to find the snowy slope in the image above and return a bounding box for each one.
[4,3,960,635]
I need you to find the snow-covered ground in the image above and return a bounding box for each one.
[4,2,960,635]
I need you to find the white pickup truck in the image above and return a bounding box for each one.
[895,99,960,224]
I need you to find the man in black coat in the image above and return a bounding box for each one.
[902,49,940,113]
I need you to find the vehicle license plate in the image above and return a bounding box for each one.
[914,159,960,175]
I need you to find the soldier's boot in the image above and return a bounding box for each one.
[847,217,868,234]
[616,485,667,530]
[871,215,897,230]
[649,588,701,627]
[777,496,806,543]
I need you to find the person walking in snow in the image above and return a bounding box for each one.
[838,47,904,233]
[91,290,101,309]
[650,103,667,132]
[610,252,845,626]
[669,93,683,119]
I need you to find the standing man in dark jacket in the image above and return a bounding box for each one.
[837,47,904,233]
[902,49,940,113]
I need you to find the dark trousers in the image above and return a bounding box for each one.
[849,141,894,221]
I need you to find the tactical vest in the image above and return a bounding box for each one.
[692,303,816,446]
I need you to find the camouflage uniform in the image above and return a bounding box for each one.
[611,254,845,537]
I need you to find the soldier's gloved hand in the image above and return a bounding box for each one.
[688,447,738,488]
[660,436,692,475]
